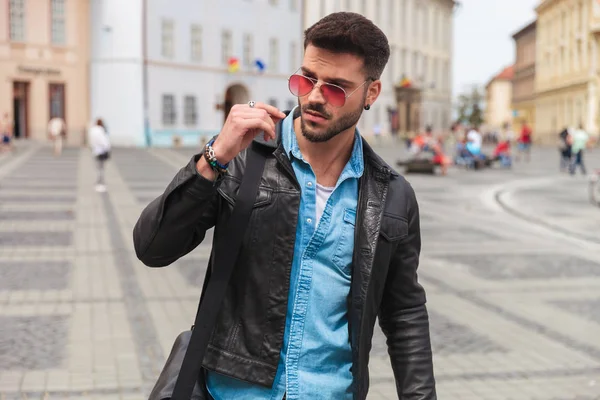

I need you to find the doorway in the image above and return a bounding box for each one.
[223,84,250,123]
[13,81,30,139]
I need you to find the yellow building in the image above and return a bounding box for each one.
[535,0,600,143]
[512,20,536,134]
[0,0,90,145]
[485,65,514,131]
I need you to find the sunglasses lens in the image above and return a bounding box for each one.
[289,75,313,97]
[321,84,347,107]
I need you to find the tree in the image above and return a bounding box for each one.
[456,86,484,127]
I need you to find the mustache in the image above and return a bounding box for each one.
[302,104,331,119]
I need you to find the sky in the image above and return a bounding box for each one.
[452,0,539,98]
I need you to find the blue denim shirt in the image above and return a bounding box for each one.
[206,108,364,400]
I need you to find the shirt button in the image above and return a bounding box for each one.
[307,218,312,224]
[307,181,313,187]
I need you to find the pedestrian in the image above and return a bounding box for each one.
[558,126,572,172]
[569,123,590,176]
[47,116,66,156]
[134,11,435,400]
[0,112,13,153]
[516,120,532,162]
[88,118,111,192]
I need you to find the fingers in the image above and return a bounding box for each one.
[232,108,277,140]
[238,118,276,139]
[253,102,286,120]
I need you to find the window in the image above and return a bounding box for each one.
[268,98,278,108]
[269,38,279,72]
[184,96,197,126]
[161,19,175,58]
[162,95,176,125]
[222,30,232,65]
[243,34,253,67]
[51,0,66,45]
[49,84,65,119]
[9,0,25,42]
[290,42,298,71]
[191,25,202,61]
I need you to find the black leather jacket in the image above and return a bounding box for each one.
[133,125,436,400]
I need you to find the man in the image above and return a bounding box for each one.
[569,123,590,175]
[47,116,66,156]
[516,120,532,162]
[134,12,435,400]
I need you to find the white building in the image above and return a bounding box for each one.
[303,0,456,137]
[91,0,302,147]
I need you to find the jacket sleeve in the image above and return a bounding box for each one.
[133,154,221,268]
[378,183,436,400]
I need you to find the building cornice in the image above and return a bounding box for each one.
[535,78,590,96]
[536,0,560,14]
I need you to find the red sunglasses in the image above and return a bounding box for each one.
[288,70,369,108]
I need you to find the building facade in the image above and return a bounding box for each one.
[0,0,90,144]
[485,65,514,131]
[91,0,302,147]
[303,0,456,138]
[535,0,600,143]
[511,21,536,134]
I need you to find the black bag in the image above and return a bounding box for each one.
[97,151,110,161]
[148,142,271,400]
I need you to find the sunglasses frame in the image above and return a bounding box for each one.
[287,68,370,108]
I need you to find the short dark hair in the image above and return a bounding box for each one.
[304,12,390,80]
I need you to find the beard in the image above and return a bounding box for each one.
[299,96,365,143]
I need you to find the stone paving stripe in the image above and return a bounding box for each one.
[0,182,78,190]
[422,273,600,362]
[0,261,71,290]
[0,231,72,246]
[0,388,142,398]
[0,195,76,203]
[0,211,75,221]
[99,192,164,393]
[433,365,600,382]
[439,254,600,280]
[0,315,68,370]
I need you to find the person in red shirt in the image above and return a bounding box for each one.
[516,120,532,163]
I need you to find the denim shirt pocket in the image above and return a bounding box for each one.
[332,208,357,275]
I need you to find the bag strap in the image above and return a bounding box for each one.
[171,142,272,399]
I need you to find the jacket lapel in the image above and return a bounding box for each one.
[349,140,391,350]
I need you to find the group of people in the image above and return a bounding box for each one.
[558,124,593,175]
[0,113,111,192]
[408,120,534,173]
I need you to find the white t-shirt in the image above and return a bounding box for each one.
[48,118,65,137]
[467,129,482,149]
[316,184,334,224]
[88,125,111,156]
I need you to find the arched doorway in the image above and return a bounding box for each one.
[223,84,250,123]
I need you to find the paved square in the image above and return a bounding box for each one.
[0,261,71,290]
[0,316,69,370]
[0,144,599,400]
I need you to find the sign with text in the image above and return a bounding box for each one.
[16,65,61,76]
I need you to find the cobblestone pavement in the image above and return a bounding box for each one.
[0,141,599,400]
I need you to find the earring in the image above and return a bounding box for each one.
[364,104,371,111]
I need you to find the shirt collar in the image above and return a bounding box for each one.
[281,106,364,179]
